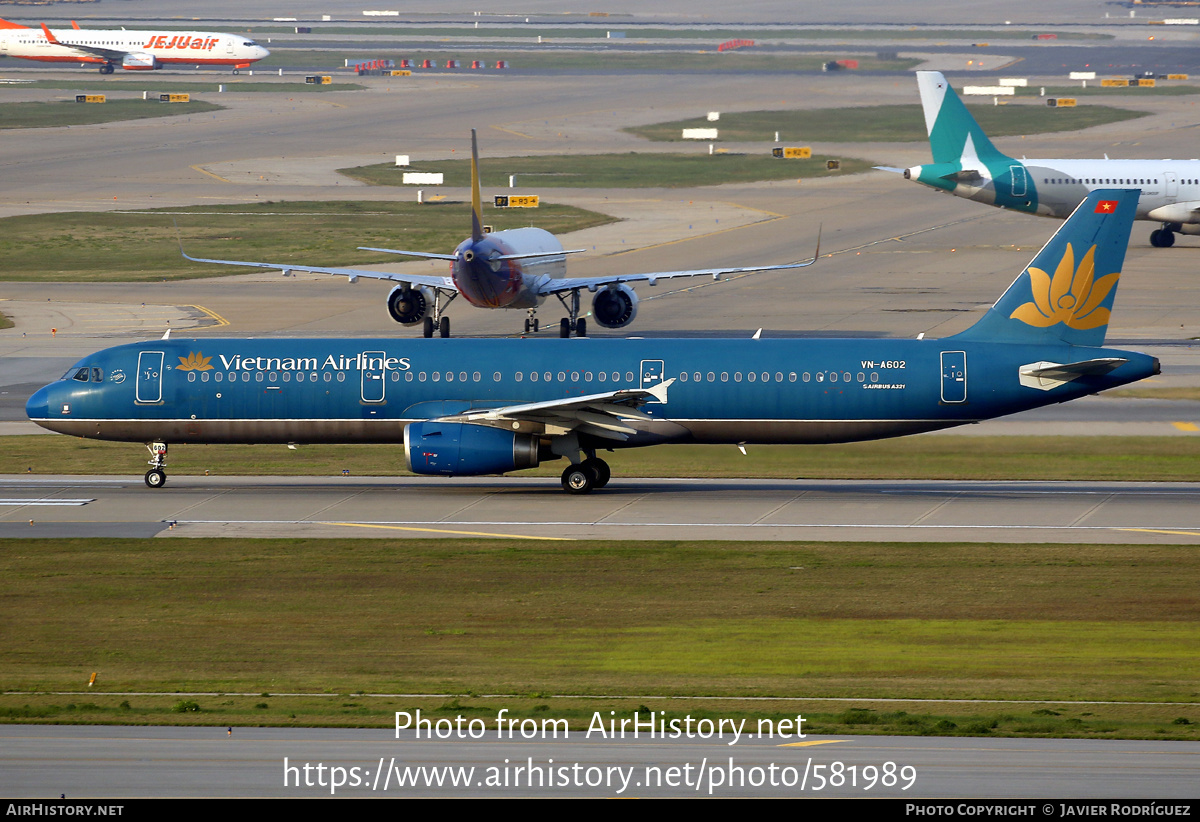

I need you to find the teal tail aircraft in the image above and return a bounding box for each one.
[28,190,1157,494]
[892,71,1200,248]
[184,129,816,339]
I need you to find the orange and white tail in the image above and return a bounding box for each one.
[0,17,30,30]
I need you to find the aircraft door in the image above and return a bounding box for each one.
[1009,165,1027,198]
[640,359,664,402]
[136,351,164,404]
[361,350,386,403]
[940,351,967,404]
[1165,173,1179,201]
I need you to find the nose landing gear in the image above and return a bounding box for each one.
[144,442,168,488]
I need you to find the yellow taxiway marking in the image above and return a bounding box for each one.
[489,124,536,139]
[1171,422,1199,432]
[188,305,230,328]
[190,164,233,184]
[780,739,846,748]
[323,522,572,540]
[1116,528,1200,538]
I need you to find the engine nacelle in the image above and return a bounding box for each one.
[121,52,162,70]
[592,284,639,329]
[404,421,541,476]
[387,285,433,326]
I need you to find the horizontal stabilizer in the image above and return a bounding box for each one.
[1019,358,1128,391]
[873,166,905,174]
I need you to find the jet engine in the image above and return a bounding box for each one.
[404,421,541,476]
[121,53,162,70]
[386,285,433,326]
[592,284,639,329]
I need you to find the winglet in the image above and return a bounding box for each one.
[161,328,171,340]
[647,377,675,404]
[71,20,80,30]
[470,128,484,243]
[40,22,60,44]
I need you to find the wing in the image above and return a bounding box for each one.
[181,251,455,290]
[535,230,821,296]
[40,23,126,60]
[444,379,675,442]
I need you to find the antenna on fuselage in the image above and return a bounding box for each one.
[470,128,484,243]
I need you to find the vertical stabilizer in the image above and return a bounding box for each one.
[470,128,484,243]
[952,190,1137,346]
[917,71,1009,165]
[0,18,30,29]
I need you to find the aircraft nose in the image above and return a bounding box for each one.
[25,383,53,422]
[258,46,271,59]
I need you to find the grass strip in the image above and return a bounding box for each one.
[0,99,223,130]
[341,152,870,189]
[626,104,1150,143]
[0,538,1196,738]
[6,435,1200,482]
[0,201,614,282]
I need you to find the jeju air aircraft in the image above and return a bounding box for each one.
[0,17,269,74]
[183,129,820,339]
[887,71,1200,248]
[28,190,1156,494]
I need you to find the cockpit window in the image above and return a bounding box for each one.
[72,367,91,382]
[91,367,104,382]
[243,40,257,47]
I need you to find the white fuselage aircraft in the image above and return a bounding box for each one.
[0,17,269,73]
[895,71,1200,248]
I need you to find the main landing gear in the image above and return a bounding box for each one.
[554,289,587,338]
[144,442,168,488]
[560,456,610,494]
[420,291,456,338]
[1150,225,1177,248]
[98,63,115,75]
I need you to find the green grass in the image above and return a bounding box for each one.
[0,99,224,130]
[628,104,1150,144]
[0,538,1196,738]
[21,80,363,93]
[341,152,869,189]
[9,435,1200,482]
[260,47,920,73]
[0,200,615,282]
[0,309,11,330]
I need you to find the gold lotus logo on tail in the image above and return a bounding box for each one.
[1009,243,1118,330]
[177,352,214,371]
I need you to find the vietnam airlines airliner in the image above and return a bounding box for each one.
[892,71,1200,248]
[0,17,268,73]
[27,190,1158,494]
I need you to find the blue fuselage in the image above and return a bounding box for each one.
[27,336,1158,448]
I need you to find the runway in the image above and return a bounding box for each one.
[5,475,1200,543]
[0,725,1196,798]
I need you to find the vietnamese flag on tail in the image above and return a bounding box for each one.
[1094,200,1119,213]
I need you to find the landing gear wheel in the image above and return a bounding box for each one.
[561,463,595,494]
[533,318,539,332]
[423,317,434,338]
[576,318,587,338]
[438,316,450,338]
[581,457,609,488]
[145,469,166,489]
[1151,228,1176,248]
[233,69,240,75]
[524,319,531,333]
[560,318,571,338]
